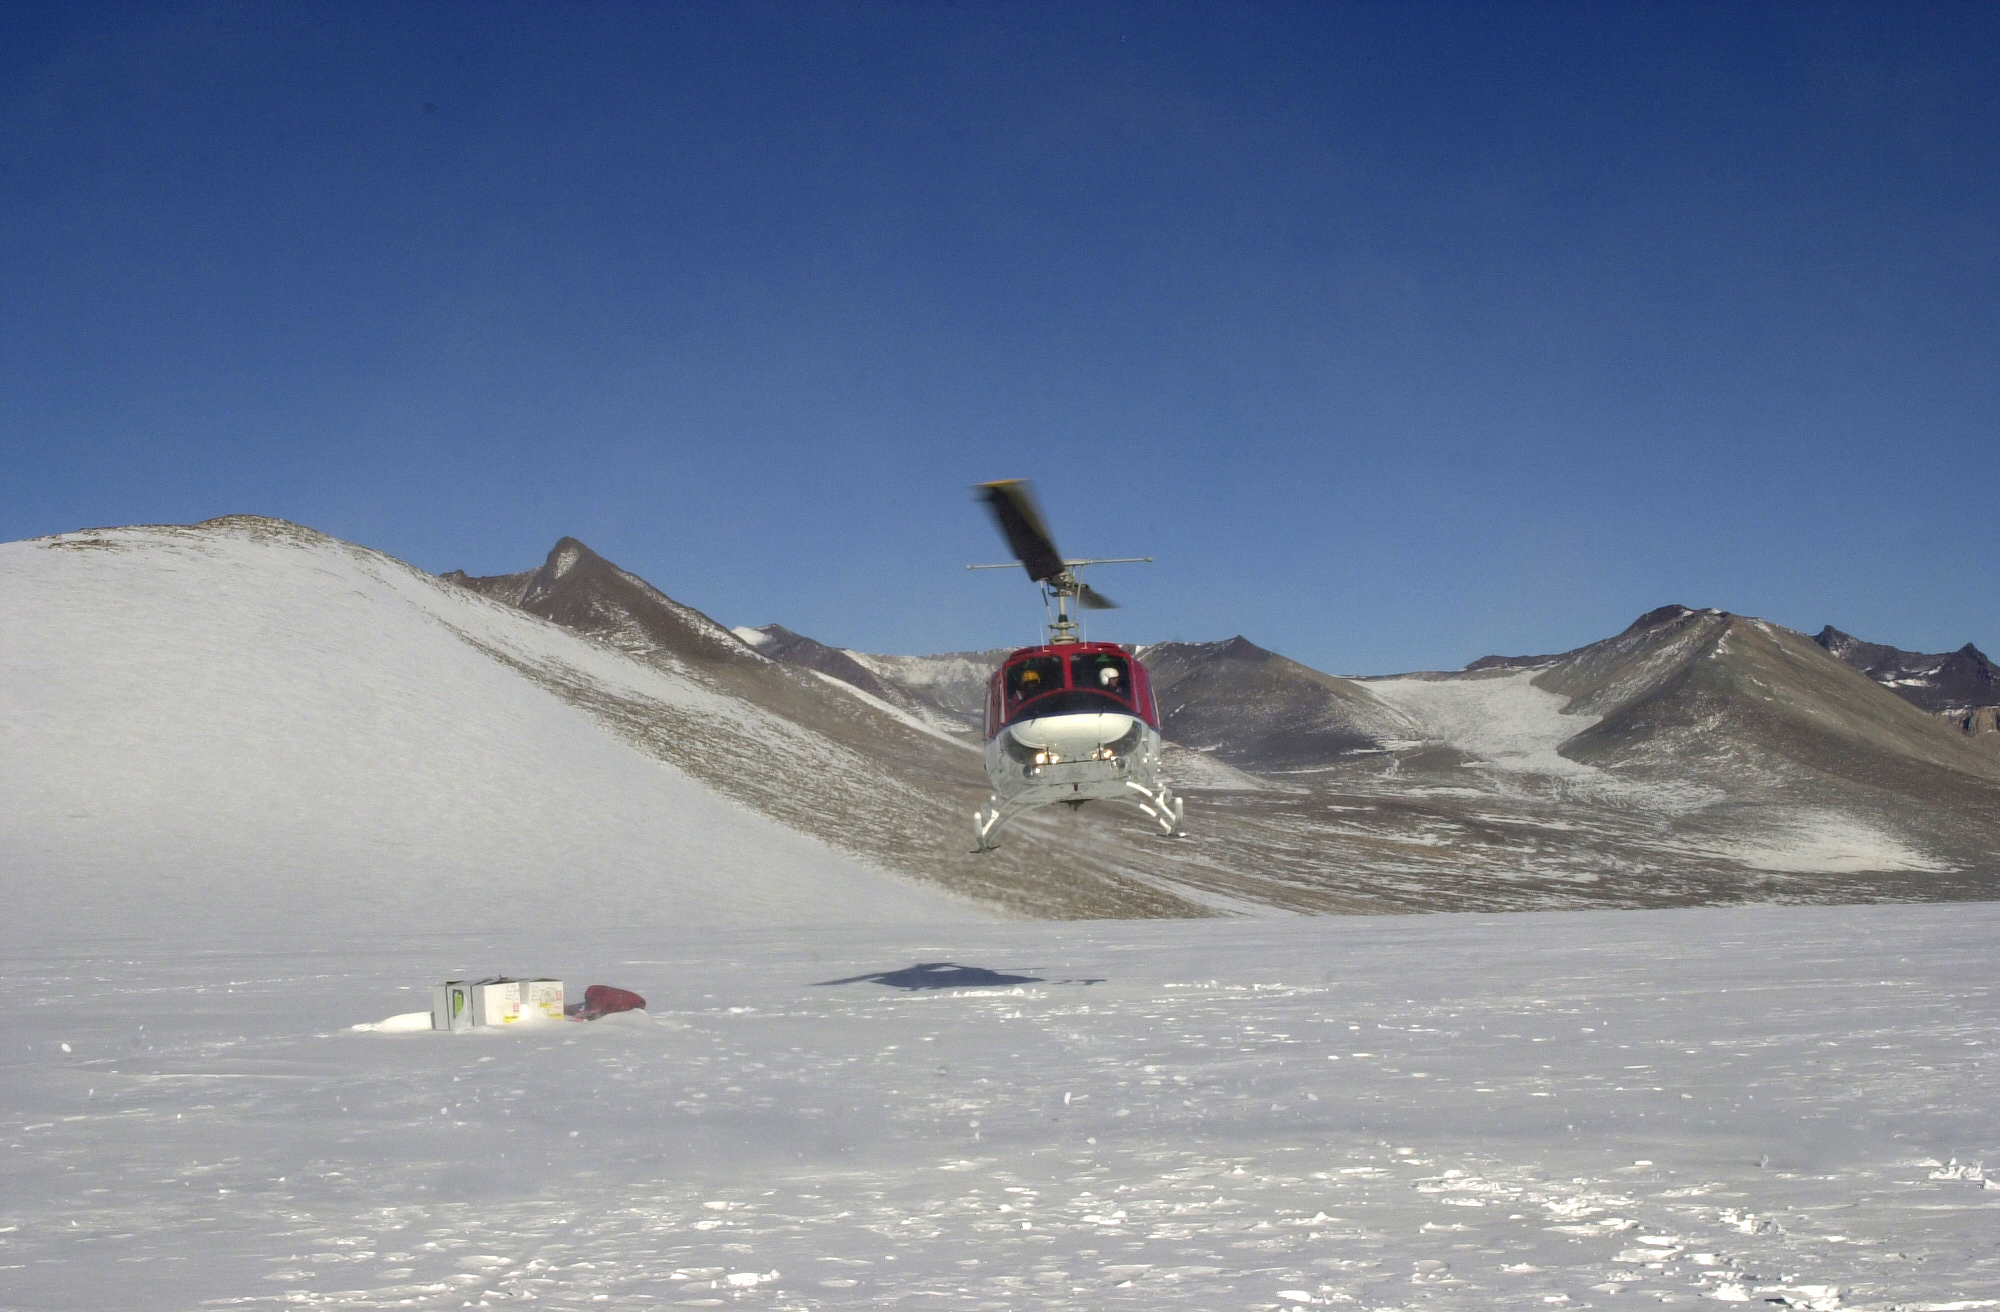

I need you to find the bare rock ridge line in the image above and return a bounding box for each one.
[732,624,974,733]
[442,537,763,669]
[1813,625,2000,755]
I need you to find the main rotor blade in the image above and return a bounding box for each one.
[1077,584,1118,610]
[975,479,1065,583]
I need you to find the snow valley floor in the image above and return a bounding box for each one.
[5,905,1997,1311]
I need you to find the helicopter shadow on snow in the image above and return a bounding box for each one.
[814,962,1104,991]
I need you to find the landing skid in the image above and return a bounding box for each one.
[974,781,1185,852]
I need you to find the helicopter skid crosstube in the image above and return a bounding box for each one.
[973,779,1185,852]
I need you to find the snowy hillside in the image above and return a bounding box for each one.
[0,518,960,943]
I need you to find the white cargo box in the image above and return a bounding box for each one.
[470,979,521,1027]
[431,977,564,1030]
[431,980,476,1032]
[520,978,565,1021]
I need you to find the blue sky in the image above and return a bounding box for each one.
[4,2,1994,672]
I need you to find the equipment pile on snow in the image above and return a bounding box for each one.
[430,977,564,1031]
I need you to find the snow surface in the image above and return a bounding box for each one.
[845,651,1004,693]
[1159,744,1270,792]
[1704,812,1954,875]
[6,902,1998,1310]
[805,669,981,752]
[1362,670,1599,776]
[0,523,960,943]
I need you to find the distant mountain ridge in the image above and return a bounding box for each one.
[442,538,761,669]
[749,601,2000,896]
[731,624,972,733]
[1813,625,1999,716]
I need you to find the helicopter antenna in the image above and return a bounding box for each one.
[968,479,1152,645]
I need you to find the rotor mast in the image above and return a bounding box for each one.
[970,479,1150,645]
[967,556,1153,643]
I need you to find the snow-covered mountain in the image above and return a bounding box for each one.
[6,531,1993,1309]
[439,540,1219,919]
[0,518,957,944]
[839,645,1015,730]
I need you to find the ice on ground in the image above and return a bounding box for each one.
[1160,743,1269,791]
[6,902,1997,1311]
[1708,810,1953,873]
[350,1011,434,1033]
[1364,668,1598,775]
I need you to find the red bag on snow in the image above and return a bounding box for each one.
[566,984,647,1020]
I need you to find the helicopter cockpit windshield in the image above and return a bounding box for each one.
[1070,650,1131,697]
[1000,649,1140,724]
[1004,656,1065,715]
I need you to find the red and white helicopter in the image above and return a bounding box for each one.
[968,480,1185,851]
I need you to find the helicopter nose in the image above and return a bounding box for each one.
[1008,712,1140,759]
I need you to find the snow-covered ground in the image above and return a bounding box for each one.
[0,522,957,942]
[7,902,1997,1311]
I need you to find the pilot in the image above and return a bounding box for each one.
[1099,665,1122,690]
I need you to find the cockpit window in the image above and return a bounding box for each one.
[1069,651,1132,703]
[1004,656,1066,712]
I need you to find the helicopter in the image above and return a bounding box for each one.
[968,479,1185,852]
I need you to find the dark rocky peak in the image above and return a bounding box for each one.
[1141,636,1277,667]
[1464,650,1562,672]
[748,624,813,655]
[1214,635,1276,662]
[520,537,596,609]
[1813,625,1999,713]
[1813,625,1920,673]
[443,538,763,668]
[743,624,981,731]
[1627,604,1727,632]
[1466,606,1720,673]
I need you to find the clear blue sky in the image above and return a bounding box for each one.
[4,2,1994,672]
